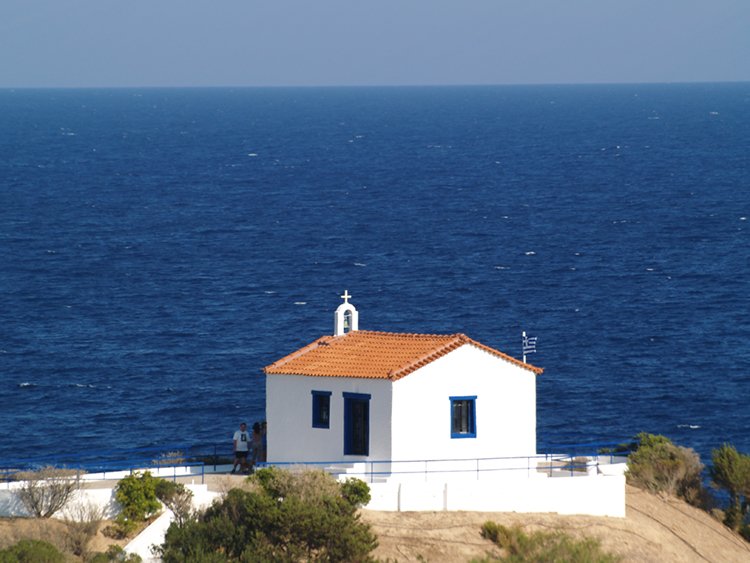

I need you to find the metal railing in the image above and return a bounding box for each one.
[0,442,236,483]
[0,441,633,484]
[262,443,632,483]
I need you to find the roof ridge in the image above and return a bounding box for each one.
[263,336,334,373]
[388,334,466,380]
[355,330,461,339]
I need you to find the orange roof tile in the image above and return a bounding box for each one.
[263,330,543,380]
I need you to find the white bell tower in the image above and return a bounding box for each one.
[334,290,359,336]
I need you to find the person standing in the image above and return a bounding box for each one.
[232,422,250,474]
[260,420,267,462]
[251,422,263,469]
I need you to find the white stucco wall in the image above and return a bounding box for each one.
[364,474,626,518]
[390,345,537,462]
[266,374,392,463]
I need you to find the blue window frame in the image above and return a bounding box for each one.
[312,390,332,428]
[450,396,477,438]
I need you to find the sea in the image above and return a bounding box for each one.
[1,83,748,466]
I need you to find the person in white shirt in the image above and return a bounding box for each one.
[232,422,250,473]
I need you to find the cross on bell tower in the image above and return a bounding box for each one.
[334,290,359,336]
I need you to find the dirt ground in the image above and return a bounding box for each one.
[0,517,128,558]
[361,485,750,562]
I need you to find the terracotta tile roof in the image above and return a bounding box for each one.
[263,330,543,380]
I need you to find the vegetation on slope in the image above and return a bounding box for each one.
[157,467,376,562]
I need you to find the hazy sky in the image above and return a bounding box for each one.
[2,0,749,88]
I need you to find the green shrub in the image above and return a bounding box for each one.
[158,468,377,562]
[341,478,372,508]
[0,539,65,563]
[88,545,143,562]
[710,444,750,532]
[477,522,620,562]
[154,479,194,527]
[113,471,162,537]
[250,466,342,502]
[626,432,706,506]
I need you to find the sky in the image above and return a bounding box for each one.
[1,0,749,88]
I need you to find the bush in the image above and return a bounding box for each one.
[89,545,143,562]
[64,501,104,559]
[154,479,194,527]
[626,433,706,506]
[152,451,186,466]
[0,539,65,563]
[113,471,162,537]
[478,522,620,562]
[341,478,371,508]
[13,467,79,519]
[158,467,377,562]
[710,444,750,532]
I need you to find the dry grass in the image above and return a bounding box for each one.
[0,517,129,561]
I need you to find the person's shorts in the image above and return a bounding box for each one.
[235,451,248,459]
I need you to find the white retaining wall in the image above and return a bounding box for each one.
[0,481,218,521]
[365,474,626,517]
[0,482,119,519]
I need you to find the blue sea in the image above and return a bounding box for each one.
[1,84,748,466]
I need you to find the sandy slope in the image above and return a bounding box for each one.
[361,486,750,562]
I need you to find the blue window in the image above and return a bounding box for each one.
[312,391,332,428]
[450,396,477,438]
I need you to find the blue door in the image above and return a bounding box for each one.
[343,392,370,456]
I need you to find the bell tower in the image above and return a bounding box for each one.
[334,290,359,336]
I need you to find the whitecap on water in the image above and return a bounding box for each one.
[677,424,701,429]
[495,266,510,270]
[247,153,258,157]
[294,301,307,305]
[524,251,536,256]
[18,382,36,388]
[353,262,366,267]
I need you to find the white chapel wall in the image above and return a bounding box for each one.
[390,344,537,463]
[266,374,393,464]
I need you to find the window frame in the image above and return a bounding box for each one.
[449,395,477,439]
[311,390,332,429]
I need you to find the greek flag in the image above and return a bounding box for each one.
[522,334,538,355]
